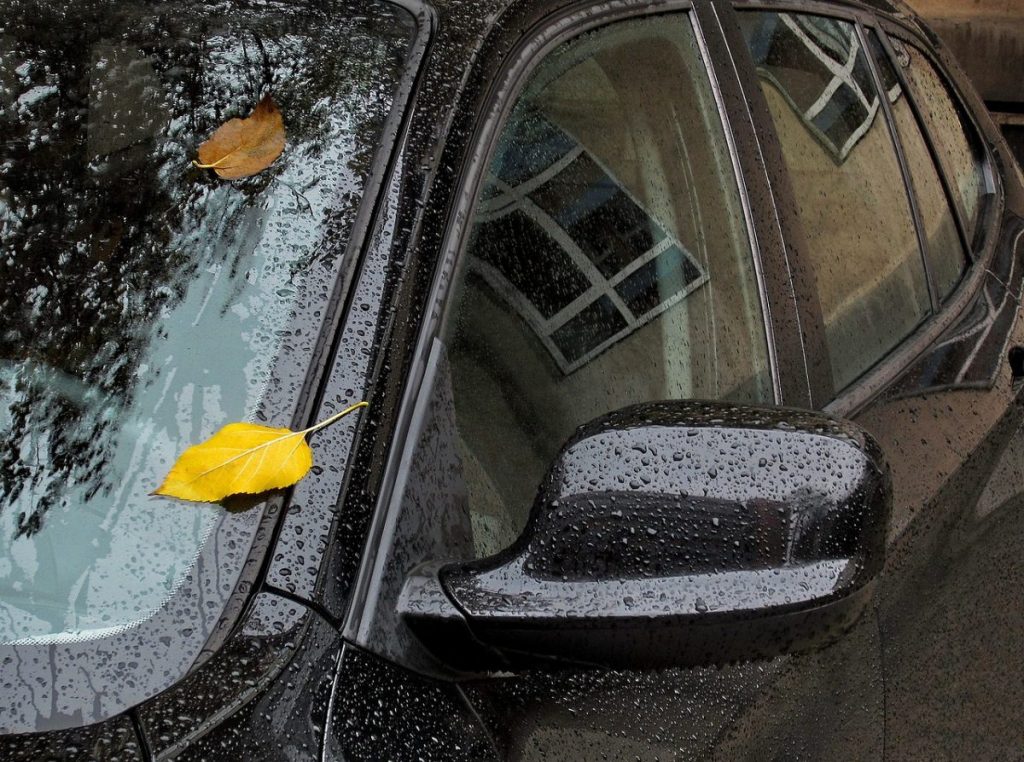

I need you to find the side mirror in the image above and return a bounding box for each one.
[399,401,890,670]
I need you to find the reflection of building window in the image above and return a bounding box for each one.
[468,113,707,374]
[747,14,900,162]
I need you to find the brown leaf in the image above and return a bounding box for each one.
[193,95,285,179]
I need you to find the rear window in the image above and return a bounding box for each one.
[0,0,412,643]
[866,31,967,300]
[891,37,990,246]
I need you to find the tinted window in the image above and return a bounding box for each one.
[892,37,988,245]
[867,31,967,299]
[436,14,771,557]
[0,0,412,642]
[739,12,930,392]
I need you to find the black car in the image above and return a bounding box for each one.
[3,0,1024,758]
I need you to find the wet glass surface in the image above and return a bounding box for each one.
[739,11,931,393]
[893,37,988,245]
[866,31,966,300]
[441,14,771,558]
[0,0,411,642]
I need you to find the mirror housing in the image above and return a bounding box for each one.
[400,401,890,670]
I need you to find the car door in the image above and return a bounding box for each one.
[730,3,1024,759]
[841,22,1024,761]
[328,1,888,759]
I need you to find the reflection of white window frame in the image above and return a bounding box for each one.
[757,14,900,162]
[472,144,707,375]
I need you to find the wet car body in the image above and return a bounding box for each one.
[3,0,1024,759]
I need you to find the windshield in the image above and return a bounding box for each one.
[0,0,412,643]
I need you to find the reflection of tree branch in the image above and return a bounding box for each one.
[1,0,415,539]
[251,31,274,94]
[271,177,313,214]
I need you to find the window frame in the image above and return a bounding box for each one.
[858,21,940,313]
[341,0,816,670]
[728,0,1004,416]
[422,1,789,399]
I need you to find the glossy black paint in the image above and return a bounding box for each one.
[0,715,143,762]
[459,621,884,758]
[135,592,340,760]
[326,645,498,761]
[335,0,1024,758]
[261,0,436,608]
[402,401,889,669]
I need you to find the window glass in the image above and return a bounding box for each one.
[893,37,988,245]
[867,31,966,299]
[438,14,771,557]
[739,12,930,392]
[0,1,413,642]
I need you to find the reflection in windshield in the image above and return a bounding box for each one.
[0,0,410,641]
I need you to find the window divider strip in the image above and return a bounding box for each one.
[856,20,940,314]
[876,27,974,264]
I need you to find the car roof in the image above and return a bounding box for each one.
[426,0,923,34]
[412,0,936,147]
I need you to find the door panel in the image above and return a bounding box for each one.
[851,217,1024,758]
[462,616,882,760]
[718,5,1024,758]
[347,3,798,676]
[802,13,1024,759]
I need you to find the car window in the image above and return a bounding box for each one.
[866,30,967,300]
[738,11,931,394]
[889,36,989,247]
[430,13,771,558]
[0,0,413,643]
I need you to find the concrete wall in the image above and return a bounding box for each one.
[906,0,1021,18]
[906,0,1024,105]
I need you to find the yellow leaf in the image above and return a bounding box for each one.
[154,401,367,503]
[193,95,285,179]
